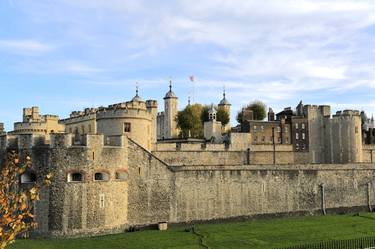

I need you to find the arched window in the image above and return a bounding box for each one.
[21,172,37,184]
[67,172,83,182]
[94,172,110,181]
[115,171,129,181]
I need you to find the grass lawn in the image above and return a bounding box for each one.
[9,213,375,249]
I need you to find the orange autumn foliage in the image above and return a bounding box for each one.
[0,152,52,249]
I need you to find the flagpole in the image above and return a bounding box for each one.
[193,80,195,104]
[189,75,195,104]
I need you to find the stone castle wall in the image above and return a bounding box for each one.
[153,142,296,165]
[46,135,129,237]
[129,141,375,227]
[1,133,375,238]
[169,164,375,223]
[363,145,375,163]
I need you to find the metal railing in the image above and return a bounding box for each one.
[273,237,375,249]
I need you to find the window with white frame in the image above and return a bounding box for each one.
[296,133,299,139]
[94,172,110,181]
[67,172,83,182]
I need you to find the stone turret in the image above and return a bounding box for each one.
[23,106,41,122]
[162,80,179,139]
[204,104,222,142]
[326,110,362,163]
[218,89,231,132]
[146,99,158,145]
[208,104,217,121]
[11,107,65,135]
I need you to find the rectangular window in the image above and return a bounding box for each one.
[278,137,282,144]
[302,133,305,140]
[296,133,299,139]
[254,125,257,132]
[262,135,265,143]
[261,126,264,132]
[302,123,305,129]
[355,126,358,134]
[296,143,299,150]
[124,122,131,133]
[277,127,281,133]
[286,137,289,144]
[285,126,288,133]
[295,123,299,129]
[254,136,258,143]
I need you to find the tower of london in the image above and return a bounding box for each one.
[0,83,375,238]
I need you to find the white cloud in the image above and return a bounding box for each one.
[3,0,375,117]
[0,39,53,54]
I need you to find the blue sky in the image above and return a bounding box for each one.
[1,0,375,130]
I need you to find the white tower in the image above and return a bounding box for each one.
[163,80,179,139]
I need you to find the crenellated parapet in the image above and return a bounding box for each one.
[0,133,128,151]
[333,109,361,119]
[51,134,128,148]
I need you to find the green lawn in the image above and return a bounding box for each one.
[9,213,375,249]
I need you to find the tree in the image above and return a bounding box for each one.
[201,105,229,126]
[176,104,204,138]
[236,100,267,124]
[236,111,243,124]
[216,107,230,126]
[200,105,210,124]
[0,152,52,249]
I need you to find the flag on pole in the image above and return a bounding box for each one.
[189,75,195,82]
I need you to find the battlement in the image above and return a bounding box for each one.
[303,104,331,117]
[0,134,49,150]
[68,108,98,118]
[96,104,154,121]
[145,99,158,108]
[43,115,60,120]
[0,133,128,150]
[52,134,127,148]
[105,101,148,111]
[333,109,360,118]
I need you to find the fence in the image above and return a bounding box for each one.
[273,237,375,249]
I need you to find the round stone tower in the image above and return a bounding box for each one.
[96,87,157,150]
[163,81,179,139]
[218,89,231,132]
